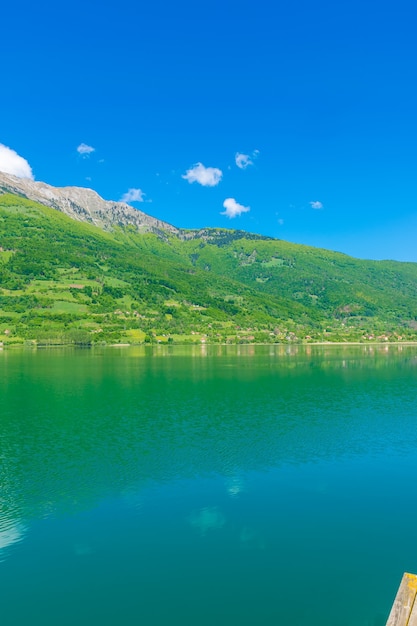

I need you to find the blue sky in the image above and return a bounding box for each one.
[1,0,416,261]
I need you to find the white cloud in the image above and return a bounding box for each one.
[120,188,146,203]
[235,152,252,169]
[310,200,323,209]
[77,143,95,156]
[0,144,34,179]
[221,197,250,218]
[235,149,259,170]
[182,162,223,187]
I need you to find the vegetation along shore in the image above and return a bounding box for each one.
[1,173,417,347]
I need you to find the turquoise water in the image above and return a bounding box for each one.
[1,344,417,625]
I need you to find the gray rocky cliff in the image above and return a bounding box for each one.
[0,171,179,236]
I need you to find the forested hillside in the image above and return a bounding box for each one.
[1,192,417,345]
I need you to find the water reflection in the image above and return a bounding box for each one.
[239,526,265,551]
[0,518,26,561]
[1,345,417,551]
[1,346,417,625]
[187,507,226,536]
[73,542,93,557]
[225,476,245,498]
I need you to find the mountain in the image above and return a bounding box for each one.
[0,171,272,245]
[0,171,179,236]
[1,174,417,346]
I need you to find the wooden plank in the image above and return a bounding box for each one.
[386,573,417,626]
[406,595,417,626]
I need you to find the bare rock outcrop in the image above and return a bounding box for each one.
[0,171,179,236]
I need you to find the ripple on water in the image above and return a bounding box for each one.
[0,515,27,562]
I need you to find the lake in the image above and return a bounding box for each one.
[1,344,417,625]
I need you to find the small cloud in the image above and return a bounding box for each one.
[0,144,34,179]
[221,197,250,219]
[278,218,284,225]
[77,143,95,157]
[120,188,146,203]
[182,162,222,187]
[235,149,259,170]
[310,200,323,209]
[235,152,252,169]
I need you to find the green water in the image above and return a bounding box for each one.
[1,344,417,625]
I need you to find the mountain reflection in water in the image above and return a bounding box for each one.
[1,345,417,626]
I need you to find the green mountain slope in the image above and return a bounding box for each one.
[1,192,417,345]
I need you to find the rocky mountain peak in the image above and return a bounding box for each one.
[0,170,179,236]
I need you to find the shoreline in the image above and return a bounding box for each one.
[2,340,417,351]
